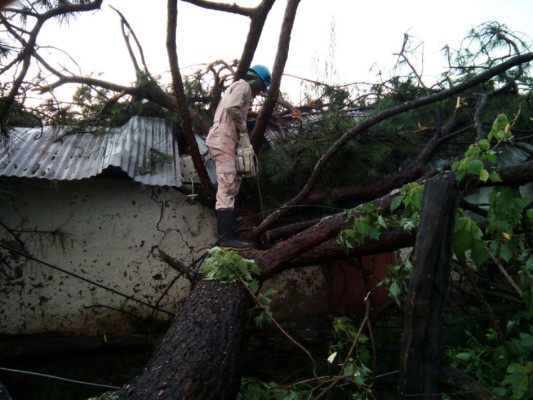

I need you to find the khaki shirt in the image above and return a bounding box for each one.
[206,79,252,153]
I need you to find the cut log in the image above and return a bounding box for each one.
[117,280,249,400]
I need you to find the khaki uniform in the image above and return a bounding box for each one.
[206,79,252,210]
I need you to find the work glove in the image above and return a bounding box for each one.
[235,131,258,178]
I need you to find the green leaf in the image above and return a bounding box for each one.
[467,159,484,175]
[262,288,277,297]
[489,113,510,141]
[455,352,473,361]
[390,195,403,212]
[248,280,259,294]
[389,282,402,306]
[478,138,491,151]
[489,171,502,182]
[479,168,490,182]
[471,240,490,267]
[499,243,512,262]
[493,387,508,397]
[502,363,530,400]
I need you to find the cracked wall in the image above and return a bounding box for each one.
[0,177,216,335]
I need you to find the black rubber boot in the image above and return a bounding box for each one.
[216,209,251,250]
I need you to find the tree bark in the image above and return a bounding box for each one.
[167,0,216,205]
[117,280,250,400]
[399,175,461,399]
[114,162,529,399]
[250,0,301,151]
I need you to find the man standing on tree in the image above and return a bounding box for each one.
[206,64,271,249]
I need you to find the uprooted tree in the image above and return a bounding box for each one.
[1,1,532,399]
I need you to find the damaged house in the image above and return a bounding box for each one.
[0,116,216,335]
[0,116,330,337]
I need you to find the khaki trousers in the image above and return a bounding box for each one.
[209,146,242,210]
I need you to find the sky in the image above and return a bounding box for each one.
[36,0,533,103]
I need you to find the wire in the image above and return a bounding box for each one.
[0,366,121,390]
[374,370,400,379]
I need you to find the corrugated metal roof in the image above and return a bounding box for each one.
[0,116,182,187]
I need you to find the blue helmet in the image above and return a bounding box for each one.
[249,64,272,90]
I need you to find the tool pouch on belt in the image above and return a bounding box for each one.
[235,132,258,178]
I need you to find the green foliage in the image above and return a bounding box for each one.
[330,107,531,399]
[448,288,533,399]
[328,316,372,393]
[502,362,533,400]
[330,316,370,364]
[201,247,275,326]
[453,214,489,266]
[337,181,423,307]
[451,113,531,286]
[337,203,388,252]
[0,97,40,127]
[202,246,260,287]
[445,114,533,399]
[444,22,533,90]
[379,260,413,307]
[451,113,517,184]
[453,183,530,271]
[238,316,374,399]
[390,182,425,230]
[67,82,132,127]
[486,186,530,264]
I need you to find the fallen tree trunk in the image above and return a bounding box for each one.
[116,280,249,400]
[113,161,531,399]
[111,225,415,400]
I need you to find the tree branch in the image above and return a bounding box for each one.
[253,52,533,236]
[0,0,104,128]
[166,0,216,205]
[250,0,300,151]
[234,0,276,81]
[181,0,256,16]
[240,160,533,279]
[110,5,150,77]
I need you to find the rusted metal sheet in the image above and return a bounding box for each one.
[0,116,182,187]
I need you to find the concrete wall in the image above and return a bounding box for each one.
[0,177,215,335]
[0,177,330,336]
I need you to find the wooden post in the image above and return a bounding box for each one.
[399,175,461,399]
